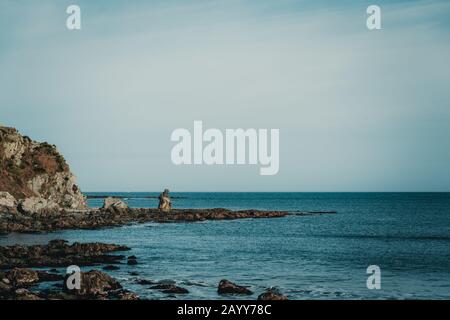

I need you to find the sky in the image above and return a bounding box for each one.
[1,0,450,192]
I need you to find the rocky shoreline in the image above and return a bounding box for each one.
[0,240,288,300]
[0,207,289,234]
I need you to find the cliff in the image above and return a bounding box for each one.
[0,126,86,213]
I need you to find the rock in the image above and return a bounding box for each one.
[158,279,177,285]
[257,288,288,300]
[158,189,172,212]
[0,206,288,234]
[129,271,139,276]
[6,268,39,287]
[37,271,64,282]
[63,270,122,298]
[113,289,140,300]
[14,288,43,300]
[102,197,128,211]
[18,197,60,215]
[103,265,120,271]
[0,192,17,214]
[0,240,130,269]
[127,258,138,265]
[0,126,87,211]
[218,279,253,295]
[150,284,189,294]
[127,255,138,265]
[0,281,13,296]
[136,279,155,285]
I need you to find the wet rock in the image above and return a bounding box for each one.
[63,270,122,298]
[103,265,120,271]
[0,280,13,297]
[180,280,209,287]
[37,271,64,282]
[136,279,155,285]
[14,288,43,300]
[0,240,129,269]
[112,289,140,300]
[218,279,253,295]
[158,279,176,285]
[257,288,288,300]
[0,207,288,234]
[150,284,189,294]
[6,268,39,287]
[127,256,138,265]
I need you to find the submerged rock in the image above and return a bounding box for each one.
[103,265,120,271]
[257,288,288,300]
[218,279,253,295]
[127,257,138,265]
[136,278,155,285]
[150,284,189,294]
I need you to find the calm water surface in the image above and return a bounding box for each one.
[1,192,449,300]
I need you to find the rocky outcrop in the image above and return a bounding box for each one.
[257,288,288,300]
[6,268,39,287]
[63,270,122,298]
[102,197,128,211]
[218,279,253,295]
[0,239,130,269]
[0,208,289,234]
[0,241,139,300]
[0,192,17,214]
[158,189,172,212]
[0,126,86,213]
[0,268,137,300]
[17,197,60,215]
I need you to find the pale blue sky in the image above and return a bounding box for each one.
[1,0,449,191]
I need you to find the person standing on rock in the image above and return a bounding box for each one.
[158,189,172,212]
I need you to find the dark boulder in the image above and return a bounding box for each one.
[63,270,122,298]
[257,288,288,300]
[150,284,189,294]
[103,265,120,271]
[217,279,253,295]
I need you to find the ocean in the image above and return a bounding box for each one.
[1,192,449,300]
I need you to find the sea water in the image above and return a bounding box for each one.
[1,192,449,300]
